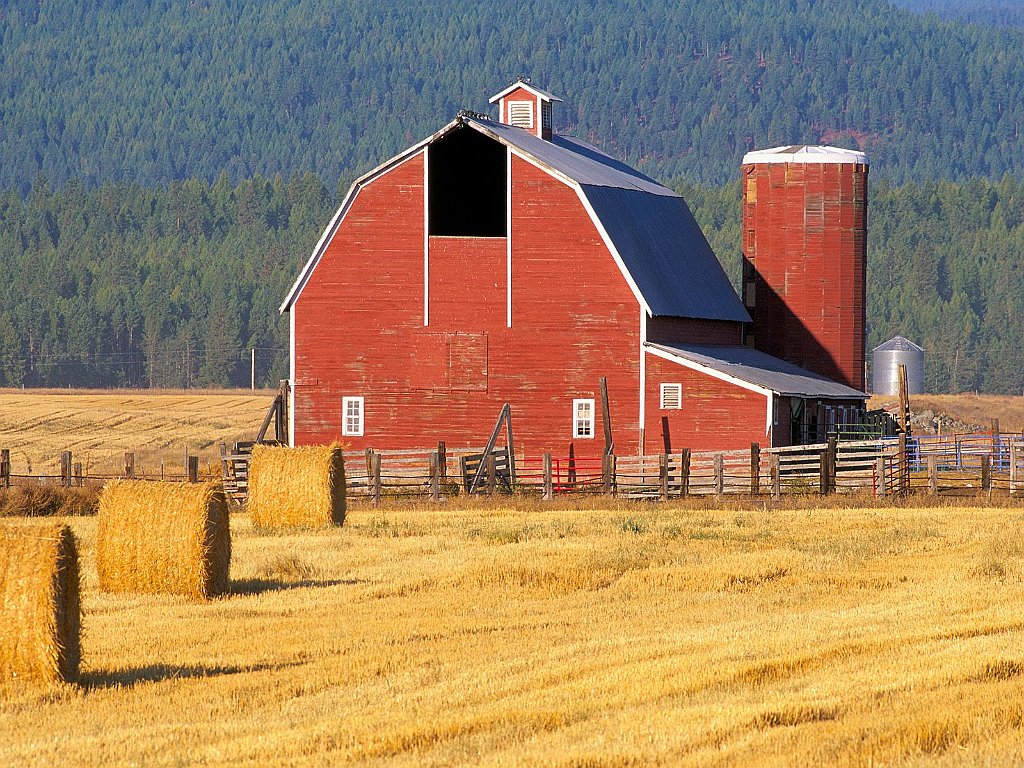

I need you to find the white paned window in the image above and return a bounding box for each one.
[573,399,595,439]
[508,101,534,129]
[660,383,682,409]
[342,396,364,437]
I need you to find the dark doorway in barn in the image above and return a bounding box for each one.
[429,128,506,237]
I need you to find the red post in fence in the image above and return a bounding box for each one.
[61,451,72,488]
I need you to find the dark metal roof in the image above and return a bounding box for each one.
[582,186,750,321]
[466,117,749,321]
[468,117,672,195]
[873,335,925,353]
[647,342,868,399]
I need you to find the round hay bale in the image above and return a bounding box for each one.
[1,522,81,686]
[96,481,230,599]
[247,444,346,529]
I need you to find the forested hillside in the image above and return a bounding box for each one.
[1,173,1021,393]
[2,0,1024,190]
[0,0,1022,394]
[895,0,1024,27]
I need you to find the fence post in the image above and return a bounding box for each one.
[187,455,199,483]
[827,435,838,494]
[875,456,887,498]
[1011,443,1018,496]
[981,454,991,497]
[659,454,669,501]
[770,452,781,499]
[124,452,136,480]
[543,453,553,500]
[437,441,447,488]
[61,451,72,489]
[714,453,724,496]
[73,462,83,487]
[602,454,614,496]
[750,442,760,495]
[898,433,909,496]
[927,455,938,496]
[680,449,691,497]
[819,450,829,496]
[428,451,440,501]
[0,449,8,488]
[485,452,497,495]
[371,451,382,508]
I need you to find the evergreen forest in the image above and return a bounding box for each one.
[0,0,1022,393]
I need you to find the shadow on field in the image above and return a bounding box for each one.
[80,661,286,689]
[230,577,362,595]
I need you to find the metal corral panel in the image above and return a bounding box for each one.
[872,335,925,394]
[741,146,869,391]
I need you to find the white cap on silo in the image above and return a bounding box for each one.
[742,145,868,165]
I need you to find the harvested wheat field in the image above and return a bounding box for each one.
[3,504,1024,766]
[0,389,274,476]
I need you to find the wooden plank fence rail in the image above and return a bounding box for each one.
[2,435,1023,505]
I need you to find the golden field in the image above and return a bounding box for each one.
[868,393,1024,432]
[0,389,274,476]
[3,503,1024,766]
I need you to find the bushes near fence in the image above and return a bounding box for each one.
[0,486,100,517]
[96,481,230,600]
[247,444,346,529]
[0,522,81,686]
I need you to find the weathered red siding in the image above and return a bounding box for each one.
[292,150,643,457]
[741,161,867,391]
[643,351,770,452]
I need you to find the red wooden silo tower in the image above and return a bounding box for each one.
[741,145,868,391]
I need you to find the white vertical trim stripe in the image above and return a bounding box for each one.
[506,146,513,328]
[639,312,647,453]
[423,145,430,326]
[288,308,296,447]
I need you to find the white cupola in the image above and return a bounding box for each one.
[489,79,561,141]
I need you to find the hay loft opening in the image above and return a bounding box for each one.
[429,127,506,237]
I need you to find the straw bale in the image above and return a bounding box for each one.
[247,444,346,528]
[96,481,230,599]
[1,522,81,686]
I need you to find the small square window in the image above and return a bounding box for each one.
[573,398,595,439]
[342,396,364,437]
[660,383,682,409]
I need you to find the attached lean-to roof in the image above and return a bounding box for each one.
[647,342,867,399]
[281,113,751,322]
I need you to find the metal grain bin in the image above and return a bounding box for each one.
[872,335,925,394]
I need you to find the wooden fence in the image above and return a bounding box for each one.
[5,435,1024,507]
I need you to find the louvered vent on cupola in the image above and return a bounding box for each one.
[489,79,562,141]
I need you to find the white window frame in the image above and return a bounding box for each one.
[342,396,364,437]
[573,398,595,439]
[660,383,682,410]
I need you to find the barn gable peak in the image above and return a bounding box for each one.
[489,79,561,141]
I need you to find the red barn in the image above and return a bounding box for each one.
[281,81,866,455]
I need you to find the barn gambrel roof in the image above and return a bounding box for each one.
[281,114,751,323]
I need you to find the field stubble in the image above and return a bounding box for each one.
[3,505,1024,766]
